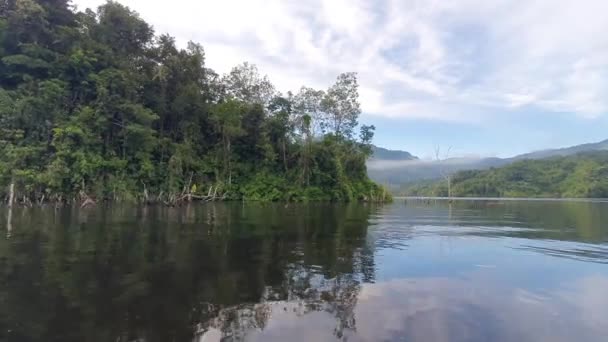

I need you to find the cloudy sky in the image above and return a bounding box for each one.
[73,0,608,158]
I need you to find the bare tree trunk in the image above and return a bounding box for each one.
[447,175,452,198]
[8,182,14,208]
[6,205,12,237]
[435,146,453,198]
[6,181,14,237]
[222,133,232,186]
[227,139,232,185]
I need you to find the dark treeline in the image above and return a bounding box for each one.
[405,152,608,198]
[0,0,388,204]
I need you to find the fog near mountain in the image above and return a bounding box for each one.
[369,139,608,187]
[368,157,507,186]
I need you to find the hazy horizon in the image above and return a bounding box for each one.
[375,137,607,160]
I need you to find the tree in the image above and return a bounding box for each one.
[236,103,271,167]
[293,86,325,137]
[94,1,153,57]
[267,95,293,172]
[321,72,361,139]
[434,146,453,198]
[222,62,276,107]
[299,113,313,186]
[211,99,244,185]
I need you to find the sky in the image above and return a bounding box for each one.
[73,0,608,159]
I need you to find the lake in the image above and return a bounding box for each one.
[1,200,607,342]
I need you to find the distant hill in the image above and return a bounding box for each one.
[367,157,508,187]
[371,146,417,161]
[511,139,608,161]
[403,151,608,198]
[368,139,608,188]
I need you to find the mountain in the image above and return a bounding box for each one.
[367,157,508,187]
[371,146,418,161]
[368,139,608,188]
[404,151,608,198]
[510,139,608,161]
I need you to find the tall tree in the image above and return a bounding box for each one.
[359,124,375,157]
[211,99,244,185]
[267,95,293,173]
[222,62,276,107]
[294,86,325,137]
[321,72,361,139]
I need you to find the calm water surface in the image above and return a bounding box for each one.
[1,200,608,342]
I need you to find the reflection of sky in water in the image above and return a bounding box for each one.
[374,236,605,292]
[198,201,608,342]
[199,275,608,342]
[3,201,608,342]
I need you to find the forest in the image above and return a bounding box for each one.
[0,0,389,204]
[404,152,608,198]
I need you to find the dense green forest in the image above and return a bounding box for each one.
[404,152,608,198]
[0,0,389,204]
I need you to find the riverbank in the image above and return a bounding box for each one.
[398,196,608,203]
[1,179,392,208]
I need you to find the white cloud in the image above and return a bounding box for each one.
[73,0,608,121]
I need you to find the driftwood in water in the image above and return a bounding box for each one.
[79,191,96,208]
[3,182,228,207]
[169,185,227,205]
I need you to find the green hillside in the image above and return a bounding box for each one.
[371,146,417,161]
[404,152,608,198]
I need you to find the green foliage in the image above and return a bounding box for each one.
[405,152,608,198]
[0,0,384,203]
[241,173,288,201]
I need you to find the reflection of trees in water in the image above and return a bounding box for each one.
[396,200,608,244]
[384,200,608,263]
[453,200,608,242]
[196,268,362,341]
[194,203,376,341]
[0,203,378,342]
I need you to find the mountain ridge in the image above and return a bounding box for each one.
[371,145,418,161]
[510,139,608,161]
[369,138,608,187]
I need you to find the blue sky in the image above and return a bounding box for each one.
[74,0,608,158]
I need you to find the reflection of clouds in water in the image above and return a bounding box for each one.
[356,275,608,342]
[198,275,608,342]
[363,275,608,342]
[557,275,608,332]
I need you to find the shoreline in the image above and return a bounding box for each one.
[0,196,393,208]
[398,196,608,203]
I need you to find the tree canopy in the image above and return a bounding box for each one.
[0,0,389,204]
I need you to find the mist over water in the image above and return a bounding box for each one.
[1,200,607,342]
